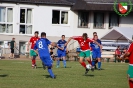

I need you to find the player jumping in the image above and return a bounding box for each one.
[121,42,133,88]
[67,33,101,74]
[90,35,102,70]
[27,31,40,69]
[34,32,56,79]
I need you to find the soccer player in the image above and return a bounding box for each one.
[121,42,133,88]
[56,35,67,68]
[67,33,101,74]
[90,35,102,70]
[34,32,56,79]
[27,31,40,69]
[92,32,102,69]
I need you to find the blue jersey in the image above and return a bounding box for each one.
[34,38,51,57]
[57,40,67,52]
[90,39,101,51]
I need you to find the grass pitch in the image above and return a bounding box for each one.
[0,60,129,88]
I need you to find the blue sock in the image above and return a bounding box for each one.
[48,68,54,78]
[92,61,95,67]
[98,62,101,69]
[63,60,66,67]
[57,60,60,66]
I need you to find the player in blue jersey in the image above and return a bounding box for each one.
[34,32,56,79]
[56,35,67,68]
[90,35,102,70]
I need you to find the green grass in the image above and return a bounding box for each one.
[0,60,129,88]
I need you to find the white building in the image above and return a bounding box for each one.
[0,0,133,53]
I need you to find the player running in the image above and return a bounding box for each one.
[34,32,56,79]
[90,35,102,70]
[121,42,133,88]
[56,35,67,68]
[27,31,40,69]
[67,33,101,74]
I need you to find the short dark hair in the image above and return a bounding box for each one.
[34,31,39,34]
[62,35,65,37]
[41,32,46,37]
[93,32,97,35]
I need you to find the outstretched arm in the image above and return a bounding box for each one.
[65,37,73,46]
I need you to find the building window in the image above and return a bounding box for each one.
[109,13,119,29]
[19,8,32,34]
[0,7,13,33]
[78,12,88,28]
[94,13,104,29]
[52,10,68,24]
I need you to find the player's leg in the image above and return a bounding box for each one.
[30,50,37,68]
[86,50,94,71]
[42,56,56,79]
[97,51,102,70]
[9,48,13,59]
[91,50,97,69]
[85,50,92,65]
[12,49,15,59]
[127,65,133,88]
[79,51,89,74]
[62,52,67,68]
[56,52,61,68]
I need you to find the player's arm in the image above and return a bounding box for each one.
[56,40,63,50]
[121,43,133,58]
[46,38,57,48]
[88,38,102,48]
[14,41,16,49]
[65,37,73,46]
[33,42,39,55]
[99,40,103,52]
[8,42,10,49]
[27,38,32,51]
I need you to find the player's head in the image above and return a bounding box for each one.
[82,33,88,40]
[94,35,98,40]
[34,31,39,37]
[12,38,15,41]
[62,35,65,40]
[117,46,120,49]
[93,32,97,36]
[41,32,46,38]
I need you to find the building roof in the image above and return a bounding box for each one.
[0,0,74,6]
[71,0,133,11]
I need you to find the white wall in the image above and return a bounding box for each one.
[0,3,133,50]
[72,11,133,48]
[0,3,74,37]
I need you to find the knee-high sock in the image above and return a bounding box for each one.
[33,56,36,65]
[63,60,66,67]
[80,62,86,68]
[92,61,95,67]
[95,60,98,65]
[129,80,133,88]
[48,67,54,78]
[56,59,60,66]
[88,60,92,65]
[32,59,34,65]
[98,62,101,69]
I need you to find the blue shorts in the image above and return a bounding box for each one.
[92,50,101,59]
[40,56,53,67]
[57,51,66,58]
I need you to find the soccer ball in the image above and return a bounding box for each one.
[86,64,92,69]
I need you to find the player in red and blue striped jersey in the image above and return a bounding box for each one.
[34,32,56,79]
